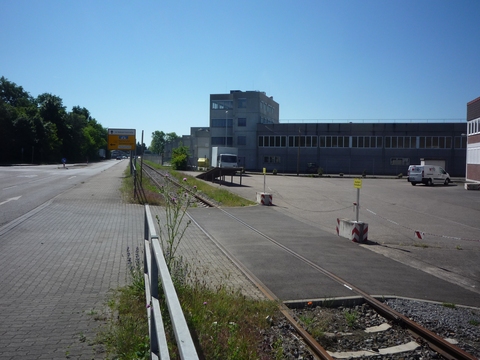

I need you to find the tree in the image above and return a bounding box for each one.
[171,143,190,170]
[0,77,36,163]
[150,130,166,155]
[37,93,68,162]
[166,132,179,142]
[0,77,108,164]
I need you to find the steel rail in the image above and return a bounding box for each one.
[142,164,216,207]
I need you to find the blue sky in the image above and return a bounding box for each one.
[1,1,479,146]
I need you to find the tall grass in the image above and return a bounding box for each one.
[146,162,255,207]
[99,166,281,359]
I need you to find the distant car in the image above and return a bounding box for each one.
[306,162,318,174]
[116,156,122,160]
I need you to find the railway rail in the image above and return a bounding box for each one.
[141,164,477,359]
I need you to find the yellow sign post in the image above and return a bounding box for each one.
[353,178,362,221]
[107,128,136,151]
[354,178,362,189]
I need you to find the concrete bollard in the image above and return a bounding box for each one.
[256,192,272,206]
[336,218,368,243]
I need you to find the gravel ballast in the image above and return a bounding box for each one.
[265,298,480,359]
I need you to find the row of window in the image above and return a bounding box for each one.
[211,118,247,127]
[211,100,233,110]
[468,118,480,135]
[467,146,480,165]
[258,135,467,149]
[211,99,248,110]
[260,101,275,115]
[263,156,412,166]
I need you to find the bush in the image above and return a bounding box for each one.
[339,173,344,177]
[398,173,403,178]
[318,167,324,176]
[272,169,277,175]
[362,169,367,178]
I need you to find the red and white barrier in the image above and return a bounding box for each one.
[256,192,273,206]
[336,218,368,243]
[414,230,425,240]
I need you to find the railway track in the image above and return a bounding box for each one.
[141,163,216,208]
[141,164,477,359]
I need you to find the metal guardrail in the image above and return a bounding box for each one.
[143,205,199,359]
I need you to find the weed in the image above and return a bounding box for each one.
[155,177,195,272]
[469,319,480,326]
[442,302,456,309]
[456,245,463,250]
[99,166,282,359]
[414,242,429,248]
[344,309,359,328]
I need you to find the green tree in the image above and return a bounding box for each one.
[37,93,68,162]
[150,130,166,154]
[171,143,190,170]
[0,77,36,163]
[166,132,179,142]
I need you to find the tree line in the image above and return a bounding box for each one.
[0,76,107,164]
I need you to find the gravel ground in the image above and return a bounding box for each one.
[263,299,480,359]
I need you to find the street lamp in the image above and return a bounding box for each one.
[225,110,228,147]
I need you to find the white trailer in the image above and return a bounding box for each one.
[211,147,238,168]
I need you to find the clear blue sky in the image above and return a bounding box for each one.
[2,1,479,147]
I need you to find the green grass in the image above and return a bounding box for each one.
[442,302,456,309]
[344,309,359,328]
[145,162,255,207]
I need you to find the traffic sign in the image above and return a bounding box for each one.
[354,178,362,189]
[108,128,136,150]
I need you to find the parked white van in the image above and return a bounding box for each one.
[407,165,450,186]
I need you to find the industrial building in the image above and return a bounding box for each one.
[466,96,480,182]
[165,90,468,177]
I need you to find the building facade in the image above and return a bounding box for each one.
[466,96,480,182]
[170,90,468,177]
[256,122,466,176]
[209,90,280,169]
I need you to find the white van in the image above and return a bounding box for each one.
[407,165,450,186]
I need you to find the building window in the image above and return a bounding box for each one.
[321,136,350,148]
[417,136,452,149]
[237,98,246,108]
[211,100,233,110]
[211,137,225,146]
[237,135,246,146]
[352,136,382,148]
[264,156,281,163]
[288,135,317,147]
[468,118,480,135]
[258,135,286,147]
[390,158,410,166]
[454,136,467,149]
[238,118,246,126]
[211,118,232,128]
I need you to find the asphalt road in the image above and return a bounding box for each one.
[0,160,125,227]
[185,171,480,295]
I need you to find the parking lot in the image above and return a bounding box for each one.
[195,172,480,294]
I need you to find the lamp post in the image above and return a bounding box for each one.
[297,128,301,176]
[225,110,228,147]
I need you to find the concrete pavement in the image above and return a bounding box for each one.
[1,163,478,359]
